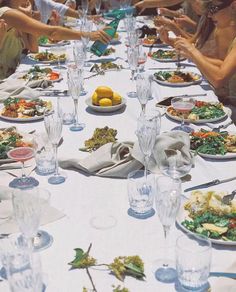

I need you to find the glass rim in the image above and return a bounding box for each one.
[176,233,212,253]
[127,169,153,179]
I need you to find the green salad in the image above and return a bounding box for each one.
[151,49,177,59]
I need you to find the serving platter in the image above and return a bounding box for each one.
[85,97,126,113]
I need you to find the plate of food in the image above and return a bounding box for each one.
[177,190,236,245]
[86,86,126,113]
[190,130,236,159]
[38,36,70,47]
[150,49,186,62]
[142,35,168,47]
[28,51,66,64]
[166,101,229,124]
[90,62,123,73]
[0,127,33,163]
[13,66,62,82]
[153,70,202,86]
[0,97,52,122]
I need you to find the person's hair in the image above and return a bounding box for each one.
[191,14,215,49]
[0,0,10,8]
[202,0,234,14]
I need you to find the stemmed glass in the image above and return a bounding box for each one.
[136,113,157,180]
[171,96,195,133]
[12,188,52,252]
[73,40,87,95]
[81,0,89,18]
[50,45,67,70]
[67,65,85,131]
[136,73,150,114]
[80,18,93,68]
[154,176,181,283]
[7,146,39,189]
[44,111,65,184]
[127,46,138,97]
[95,0,101,15]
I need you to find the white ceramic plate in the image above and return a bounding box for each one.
[39,40,70,47]
[166,106,230,124]
[176,202,236,246]
[28,54,66,64]
[153,71,202,87]
[11,69,62,83]
[85,97,126,113]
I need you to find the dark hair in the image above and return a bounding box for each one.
[203,0,234,15]
[192,14,215,49]
[0,1,10,7]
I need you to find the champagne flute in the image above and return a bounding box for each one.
[136,73,150,114]
[44,111,65,184]
[95,0,101,15]
[81,0,89,18]
[127,46,138,98]
[80,18,93,68]
[67,65,85,131]
[50,45,67,70]
[7,146,39,189]
[154,176,181,283]
[171,96,195,133]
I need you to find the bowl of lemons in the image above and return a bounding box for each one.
[86,86,126,113]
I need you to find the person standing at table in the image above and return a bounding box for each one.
[0,2,110,79]
[0,18,7,46]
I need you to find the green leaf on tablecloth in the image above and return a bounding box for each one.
[124,262,146,279]
[112,284,129,292]
[68,245,96,269]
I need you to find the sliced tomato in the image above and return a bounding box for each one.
[49,72,60,80]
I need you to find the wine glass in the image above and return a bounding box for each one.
[137,46,147,73]
[154,176,181,283]
[136,113,157,181]
[44,111,65,184]
[136,73,150,114]
[7,147,39,189]
[80,18,93,67]
[171,97,195,133]
[50,45,67,70]
[12,188,51,252]
[81,0,89,18]
[95,0,101,15]
[67,65,85,131]
[127,46,138,97]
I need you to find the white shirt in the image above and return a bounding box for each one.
[34,0,68,23]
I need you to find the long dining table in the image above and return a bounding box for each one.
[0,18,236,292]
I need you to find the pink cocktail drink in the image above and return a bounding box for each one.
[8,147,35,162]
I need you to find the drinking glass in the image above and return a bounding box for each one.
[7,147,39,189]
[50,45,67,70]
[12,188,52,252]
[154,176,181,283]
[95,0,101,15]
[171,97,195,133]
[80,18,93,68]
[136,113,157,180]
[127,169,155,219]
[176,234,212,291]
[67,66,85,131]
[81,0,89,17]
[137,45,147,73]
[136,73,150,114]
[0,235,43,292]
[44,111,65,184]
[127,46,138,97]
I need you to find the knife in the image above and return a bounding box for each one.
[184,176,236,192]
[210,272,236,279]
[163,93,207,99]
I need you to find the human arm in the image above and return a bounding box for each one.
[159,7,181,18]
[0,19,7,47]
[135,0,183,10]
[175,37,236,89]
[2,9,111,43]
[174,15,197,31]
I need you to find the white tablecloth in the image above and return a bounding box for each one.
[0,21,236,292]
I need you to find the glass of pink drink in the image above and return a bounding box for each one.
[7,147,39,189]
[171,97,195,133]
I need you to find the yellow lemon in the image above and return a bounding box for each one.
[112,92,122,105]
[92,92,99,105]
[99,98,112,107]
[95,86,113,98]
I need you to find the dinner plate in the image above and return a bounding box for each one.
[166,106,230,124]
[11,70,62,83]
[176,202,236,246]
[85,97,126,113]
[153,71,202,87]
[143,42,168,48]
[151,51,186,63]
[28,54,66,64]
[39,40,70,47]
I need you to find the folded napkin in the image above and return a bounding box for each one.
[59,141,143,178]
[0,78,51,101]
[0,199,65,234]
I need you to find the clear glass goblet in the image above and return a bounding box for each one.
[80,18,93,68]
[127,46,138,97]
[44,111,65,184]
[50,45,67,70]
[171,97,195,133]
[95,0,101,15]
[154,176,181,283]
[67,65,85,131]
[136,73,150,114]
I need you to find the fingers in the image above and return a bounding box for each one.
[0,19,7,32]
[99,30,111,43]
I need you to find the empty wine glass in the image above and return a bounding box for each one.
[67,65,85,131]
[127,46,138,97]
[154,176,181,283]
[95,0,101,15]
[80,18,93,67]
[7,146,39,190]
[12,188,51,252]
[136,114,157,180]
[136,73,150,114]
[81,0,89,18]
[171,97,195,133]
[50,45,67,70]
[44,111,65,184]
[137,45,147,73]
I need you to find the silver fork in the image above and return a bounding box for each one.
[222,190,236,205]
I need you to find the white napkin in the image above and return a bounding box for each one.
[0,199,65,234]
[210,262,236,292]
[59,141,143,178]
